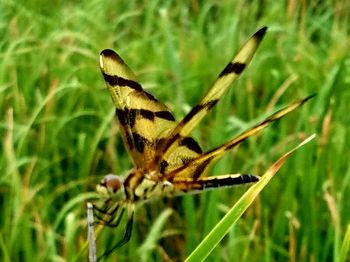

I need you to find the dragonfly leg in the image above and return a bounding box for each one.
[93,202,122,225]
[97,205,135,261]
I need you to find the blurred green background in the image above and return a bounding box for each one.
[1,0,349,261]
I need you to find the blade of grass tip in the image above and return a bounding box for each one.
[185,134,316,262]
[337,223,350,262]
[87,203,97,262]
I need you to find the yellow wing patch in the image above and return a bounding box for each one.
[99,50,203,170]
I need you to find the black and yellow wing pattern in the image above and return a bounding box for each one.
[95,26,312,258]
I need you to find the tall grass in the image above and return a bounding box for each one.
[1,0,349,261]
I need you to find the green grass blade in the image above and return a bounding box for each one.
[337,223,350,262]
[185,134,316,262]
[138,208,173,262]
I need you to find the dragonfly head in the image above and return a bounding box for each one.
[96,174,126,201]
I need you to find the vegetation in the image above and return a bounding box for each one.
[1,0,349,261]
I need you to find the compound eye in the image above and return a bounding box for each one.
[100,174,123,193]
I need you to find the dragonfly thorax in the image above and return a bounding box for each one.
[96,174,127,201]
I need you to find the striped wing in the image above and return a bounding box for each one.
[164,95,314,181]
[156,27,267,174]
[99,50,202,169]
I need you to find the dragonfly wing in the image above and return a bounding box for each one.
[100,49,203,170]
[164,96,313,181]
[156,27,267,173]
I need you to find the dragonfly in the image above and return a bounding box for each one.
[94,26,312,258]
